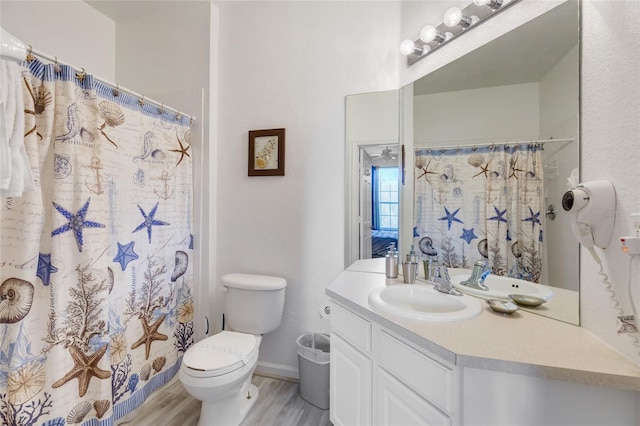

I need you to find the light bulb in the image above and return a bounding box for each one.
[399,40,430,56]
[473,0,503,9]
[444,7,479,29]
[399,39,417,56]
[420,25,438,43]
[444,7,463,27]
[420,25,453,44]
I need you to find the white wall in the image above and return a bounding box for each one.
[114,2,209,120]
[539,45,579,140]
[346,90,401,145]
[539,45,579,292]
[581,0,640,364]
[214,0,400,378]
[414,83,540,145]
[0,0,116,80]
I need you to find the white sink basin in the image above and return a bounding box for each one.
[368,284,482,322]
[451,273,554,301]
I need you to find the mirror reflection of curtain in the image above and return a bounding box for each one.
[413,144,543,282]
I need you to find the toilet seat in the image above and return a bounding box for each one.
[182,331,258,378]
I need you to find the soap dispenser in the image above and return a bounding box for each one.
[406,245,418,264]
[406,245,419,279]
[385,243,398,279]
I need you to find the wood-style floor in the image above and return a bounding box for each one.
[115,374,332,426]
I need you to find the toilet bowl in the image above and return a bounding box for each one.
[179,331,262,426]
[179,273,286,426]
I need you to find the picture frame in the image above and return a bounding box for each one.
[248,128,285,176]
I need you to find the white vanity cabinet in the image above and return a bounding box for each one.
[329,299,639,426]
[330,302,458,426]
[327,265,640,425]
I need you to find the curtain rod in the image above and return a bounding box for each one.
[25,45,196,123]
[415,138,575,152]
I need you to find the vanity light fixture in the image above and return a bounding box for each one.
[401,0,522,66]
[443,7,479,29]
[473,0,503,10]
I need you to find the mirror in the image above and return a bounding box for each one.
[346,1,580,325]
[345,90,400,267]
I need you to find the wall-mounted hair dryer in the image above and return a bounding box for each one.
[562,180,616,249]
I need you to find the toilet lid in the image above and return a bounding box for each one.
[182,331,258,378]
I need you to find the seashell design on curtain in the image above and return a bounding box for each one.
[413,144,544,283]
[0,58,194,425]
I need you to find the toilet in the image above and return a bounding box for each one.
[179,273,287,426]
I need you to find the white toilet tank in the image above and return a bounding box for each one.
[222,273,286,334]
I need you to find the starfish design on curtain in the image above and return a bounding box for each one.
[488,206,508,225]
[522,206,542,231]
[131,315,168,360]
[508,155,526,179]
[113,241,139,271]
[460,228,478,244]
[170,132,191,167]
[417,159,438,183]
[52,344,111,397]
[36,253,58,286]
[133,203,170,243]
[51,198,105,252]
[473,163,491,178]
[439,206,463,230]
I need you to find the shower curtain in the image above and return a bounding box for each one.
[0,58,194,425]
[413,144,544,282]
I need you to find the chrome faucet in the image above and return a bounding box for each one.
[459,260,490,291]
[431,265,462,296]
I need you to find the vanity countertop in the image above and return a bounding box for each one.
[327,259,640,392]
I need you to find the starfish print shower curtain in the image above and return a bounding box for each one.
[0,58,194,425]
[413,144,544,282]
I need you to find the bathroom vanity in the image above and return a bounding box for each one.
[326,260,640,426]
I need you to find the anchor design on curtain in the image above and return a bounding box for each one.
[0,58,194,425]
[413,144,544,283]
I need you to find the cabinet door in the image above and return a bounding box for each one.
[375,368,450,426]
[330,333,372,426]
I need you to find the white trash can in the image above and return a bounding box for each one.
[296,332,330,410]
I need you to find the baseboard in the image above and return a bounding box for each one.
[255,361,299,382]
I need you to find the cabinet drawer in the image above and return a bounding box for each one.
[376,367,450,426]
[330,302,371,353]
[378,330,453,413]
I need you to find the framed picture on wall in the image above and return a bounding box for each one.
[248,128,285,176]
